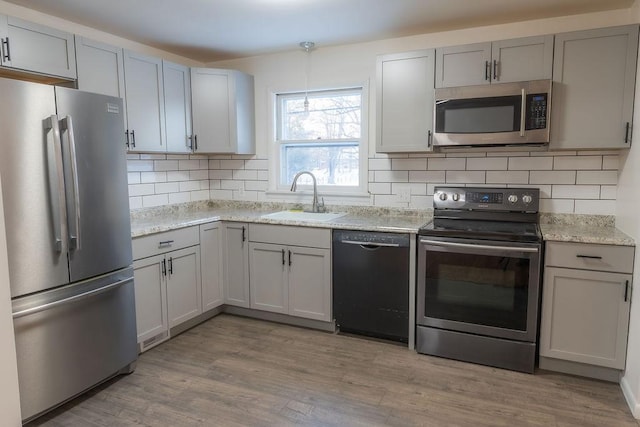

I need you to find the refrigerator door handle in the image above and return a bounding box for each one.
[12,276,132,319]
[44,115,66,253]
[60,115,82,251]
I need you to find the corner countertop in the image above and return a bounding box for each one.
[130,201,432,238]
[131,202,635,247]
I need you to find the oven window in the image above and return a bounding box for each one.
[435,95,521,134]
[424,250,529,331]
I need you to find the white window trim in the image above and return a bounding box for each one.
[266,81,370,202]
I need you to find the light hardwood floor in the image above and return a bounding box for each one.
[29,314,639,426]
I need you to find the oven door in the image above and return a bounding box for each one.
[417,236,541,342]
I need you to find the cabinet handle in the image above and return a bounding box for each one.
[576,254,602,260]
[242,226,246,242]
[158,240,174,248]
[625,280,629,302]
[427,130,432,148]
[161,259,167,276]
[2,37,10,62]
[125,130,130,149]
[493,60,498,80]
[194,135,198,151]
[484,60,490,81]
[187,135,193,150]
[281,249,285,265]
[288,250,292,267]
[131,130,136,148]
[625,122,630,144]
[168,257,173,275]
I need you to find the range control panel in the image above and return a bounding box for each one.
[433,186,540,213]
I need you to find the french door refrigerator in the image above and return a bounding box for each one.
[0,77,137,422]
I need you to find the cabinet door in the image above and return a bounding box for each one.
[288,247,331,321]
[551,25,639,150]
[133,254,168,344]
[249,242,288,314]
[491,35,553,83]
[435,42,491,88]
[223,223,250,307]
[191,67,233,153]
[0,16,76,79]
[163,60,193,154]
[540,267,632,369]
[376,50,435,153]
[123,50,166,152]
[200,222,224,311]
[166,246,201,328]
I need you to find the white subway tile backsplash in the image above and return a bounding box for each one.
[129,196,142,209]
[554,156,602,170]
[392,182,427,196]
[540,198,575,214]
[127,160,154,172]
[373,194,407,207]
[245,180,269,191]
[154,182,180,194]
[257,170,269,181]
[486,171,528,184]
[409,195,432,209]
[602,155,620,170]
[552,185,600,199]
[209,169,233,180]
[428,157,466,170]
[508,156,552,170]
[127,173,140,185]
[391,159,427,171]
[445,170,484,184]
[178,160,201,170]
[167,171,191,182]
[245,159,268,170]
[179,181,202,192]
[576,170,617,185]
[530,170,576,184]
[374,170,408,183]
[220,159,245,169]
[191,190,210,201]
[142,194,169,208]
[409,171,446,183]
[140,172,167,183]
[574,199,616,215]
[369,158,392,170]
[189,170,209,181]
[168,192,191,204]
[233,169,258,180]
[128,183,155,197]
[210,189,234,199]
[140,154,166,160]
[220,180,244,190]
[154,160,179,171]
[466,157,508,170]
[601,185,617,200]
[368,182,391,195]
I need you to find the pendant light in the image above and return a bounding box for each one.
[299,41,315,116]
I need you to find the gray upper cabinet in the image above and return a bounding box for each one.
[551,25,639,150]
[435,36,553,88]
[191,67,255,154]
[123,50,166,152]
[162,60,193,154]
[0,15,76,79]
[75,37,126,120]
[376,50,435,153]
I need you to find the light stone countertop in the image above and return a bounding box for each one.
[130,201,432,238]
[130,201,635,246]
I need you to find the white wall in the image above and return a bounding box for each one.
[0,175,22,426]
[618,3,640,419]
[199,8,638,213]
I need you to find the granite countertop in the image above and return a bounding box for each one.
[539,214,635,246]
[130,201,432,237]
[131,201,635,246]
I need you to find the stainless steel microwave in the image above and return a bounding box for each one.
[433,80,552,148]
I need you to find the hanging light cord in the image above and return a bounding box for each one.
[300,42,315,114]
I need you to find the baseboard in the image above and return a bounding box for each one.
[620,376,640,419]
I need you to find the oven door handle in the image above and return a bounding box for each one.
[420,239,539,253]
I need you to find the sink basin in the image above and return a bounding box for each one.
[261,210,347,222]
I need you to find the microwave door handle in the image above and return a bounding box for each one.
[520,88,526,137]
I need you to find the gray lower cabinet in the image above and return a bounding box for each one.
[376,50,435,153]
[248,224,331,322]
[200,222,224,311]
[123,50,166,152]
[540,241,634,377]
[435,35,553,88]
[222,222,251,308]
[163,60,193,154]
[0,15,76,79]
[191,67,255,154]
[132,226,201,352]
[551,25,639,150]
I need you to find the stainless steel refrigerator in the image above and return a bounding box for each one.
[0,77,137,422]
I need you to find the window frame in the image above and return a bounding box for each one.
[270,83,369,197]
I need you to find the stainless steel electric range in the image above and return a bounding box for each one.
[416,186,543,373]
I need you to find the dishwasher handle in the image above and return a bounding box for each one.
[340,240,400,248]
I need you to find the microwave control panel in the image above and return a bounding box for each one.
[525,93,548,130]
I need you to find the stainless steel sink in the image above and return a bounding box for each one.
[261,210,347,222]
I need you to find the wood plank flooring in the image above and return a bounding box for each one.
[29,314,639,426]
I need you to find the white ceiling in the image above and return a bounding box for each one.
[7,0,636,62]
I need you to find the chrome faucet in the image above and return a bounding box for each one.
[290,171,324,213]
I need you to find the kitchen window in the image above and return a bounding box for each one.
[274,87,367,195]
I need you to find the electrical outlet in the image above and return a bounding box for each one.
[398,187,411,203]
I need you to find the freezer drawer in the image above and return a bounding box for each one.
[12,269,137,422]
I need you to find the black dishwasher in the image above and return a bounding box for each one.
[332,230,410,343]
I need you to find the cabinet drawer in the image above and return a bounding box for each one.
[249,224,330,249]
[545,241,634,274]
[133,226,199,260]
